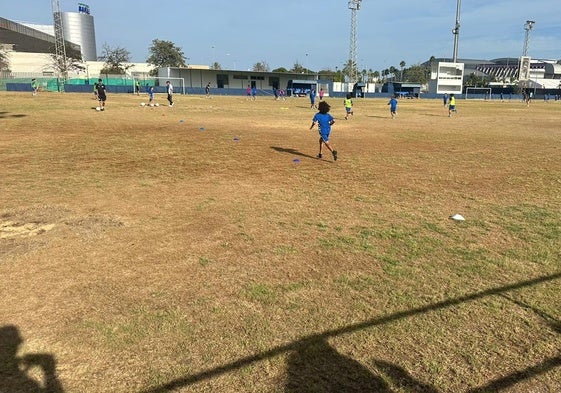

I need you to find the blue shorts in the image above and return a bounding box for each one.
[449,105,456,111]
[319,131,330,142]
[345,107,352,113]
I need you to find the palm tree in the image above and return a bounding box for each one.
[389,66,398,81]
[382,69,389,82]
[399,60,406,81]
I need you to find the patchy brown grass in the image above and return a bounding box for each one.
[1,91,560,392]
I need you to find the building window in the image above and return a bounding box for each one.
[217,74,229,88]
[269,76,279,89]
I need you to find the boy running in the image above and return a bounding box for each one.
[448,93,457,117]
[310,101,338,161]
[388,94,398,119]
[344,93,353,119]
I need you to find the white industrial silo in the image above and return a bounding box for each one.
[59,3,97,61]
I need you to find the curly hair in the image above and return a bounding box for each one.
[318,101,331,114]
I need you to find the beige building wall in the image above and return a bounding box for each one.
[6,51,153,78]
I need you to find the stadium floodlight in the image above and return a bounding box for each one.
[452,0,461,63]
[522,20,535,57]
[347,0,362,84]
[51,0,68,84]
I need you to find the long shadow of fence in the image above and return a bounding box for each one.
[140,272,561,393]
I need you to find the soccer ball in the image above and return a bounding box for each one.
[140,102,146,107]
[95,107,101,111]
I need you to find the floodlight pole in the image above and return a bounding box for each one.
[348,0,362,84]
[452,0,461,63]
[51,0,68,89]
[522,20,535,57]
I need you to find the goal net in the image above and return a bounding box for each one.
[465,87,492,100]
[132,76,186,95]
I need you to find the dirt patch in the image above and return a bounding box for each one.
[0,205,124,258]
[0,220,56,239]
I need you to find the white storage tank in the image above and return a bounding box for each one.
[58,3,97,61]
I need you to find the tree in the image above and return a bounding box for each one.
[99,43,132,75]
[333,69,344,83]
[0,50,10,73]
[389,66,398,81]
[465,72,487,87]
[381,69,389,82]
[318,68,336,80]
[146,39,186,70]
[48,53,85,78]
[212,62,222,70]
[360,68,368,82]
[403,64,430,84]
[272,67,288,73]
[290,62,308,74]
[252,61,270,72]
[399,60,406,81]
[341,59,358,82]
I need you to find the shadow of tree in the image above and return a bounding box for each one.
[0,325,64,392]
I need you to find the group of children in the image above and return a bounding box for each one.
[142,81,175,107]
[309,91,459,162]
[442,92,457,116]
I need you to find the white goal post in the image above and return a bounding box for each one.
[465,87,492,100]
[132,76,186,95]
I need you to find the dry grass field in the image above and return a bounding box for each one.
[1,90,560,392]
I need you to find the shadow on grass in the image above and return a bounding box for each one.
[0,325,64,392]
[0,111,27,119]
[421,113,449,117]
[139,272,561,393]
[500,294,561,333]
[286,338,389,392]
[364,115,391,119]
[286,338,438,392]
[466,356,561,393]
[271,146,317,160]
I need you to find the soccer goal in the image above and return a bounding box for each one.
[132,76,186,95]
[465,87,492,100]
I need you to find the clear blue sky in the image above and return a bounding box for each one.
[3,0,560,72]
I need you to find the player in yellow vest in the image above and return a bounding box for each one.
[448,94,457,117]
